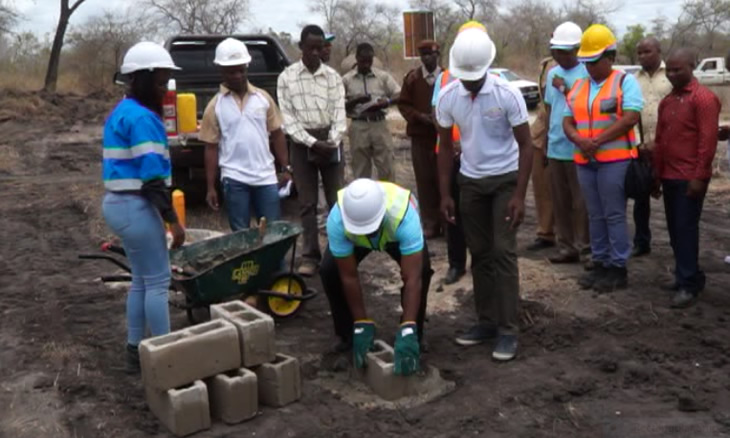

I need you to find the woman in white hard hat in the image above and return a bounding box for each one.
[102,41,185,373]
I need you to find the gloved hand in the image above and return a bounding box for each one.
[394,322,420,376]
[352,320,375,369]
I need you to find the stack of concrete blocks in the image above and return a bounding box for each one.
[139,300,300,437]
[140,319,243,436]
[211,301,302,408]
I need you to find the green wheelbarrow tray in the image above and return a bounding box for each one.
[169,220,317,308]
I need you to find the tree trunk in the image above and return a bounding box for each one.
[43,8,69,93]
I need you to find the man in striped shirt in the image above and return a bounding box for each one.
[277,24,347,276]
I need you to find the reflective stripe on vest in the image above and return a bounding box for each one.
[336,182,413,251]
[567,70,638,164]
[435,70,461,154]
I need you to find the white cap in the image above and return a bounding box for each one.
[340,179,386,235]
[449,28,496,81]
[550,22,583,49]
[120,42,180,74]
[214,38,251,66]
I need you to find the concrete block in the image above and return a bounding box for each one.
[140,319,241,391]
[207,368,258,424]
[145,380,211,437]
[364,340,433,401]
[255,353,301,407]
[210,300,276,367]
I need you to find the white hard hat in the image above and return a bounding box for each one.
[449,28,496,81]
[214,38,251,66]
[550,22,582,49]
[120,41,180,74]
[340,179,386,235]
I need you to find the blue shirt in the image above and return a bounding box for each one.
[327,201,424,258]
[563,69,644,118]
[102,98,172,191]
[545,63,588,160]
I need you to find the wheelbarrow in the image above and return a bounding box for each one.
[79,221,318,324]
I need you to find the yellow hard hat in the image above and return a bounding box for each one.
[577,24,617,62]
[458,20,486,34]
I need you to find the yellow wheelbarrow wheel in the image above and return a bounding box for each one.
[265,273,306,318]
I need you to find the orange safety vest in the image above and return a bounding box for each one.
[566,69,638,164]
[435,70,461,154]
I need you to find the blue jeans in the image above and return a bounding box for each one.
[102,192,171,346]
[663,179,706,294]
[576,160,631,268]
[222,178,281,231]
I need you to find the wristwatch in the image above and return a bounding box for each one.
[283,165,294,174]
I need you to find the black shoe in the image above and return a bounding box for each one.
[444,267,466,285]
[333,338,352,353]
[631,246,651,257]
[578,264,606,289]
[593,266,628,293]
[527,238,555,251]
[492,335,518,361]
[455,324,497,346]
[660,281,679,292]
[126,344,141,375]
[671,290,697,309]
[549,252,580,264]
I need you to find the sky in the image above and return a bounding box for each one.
[13,0,684,39]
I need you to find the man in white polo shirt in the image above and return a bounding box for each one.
[200,38,292,231]
[435,28,533,361]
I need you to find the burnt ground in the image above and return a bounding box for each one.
[2,92,730,437]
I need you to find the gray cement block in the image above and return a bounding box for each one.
[207,368,258,424]
[255,353,301,407]
[364,340,430,401]
[140,319,241,391]
[210,300,276,367]
[145,380,211,437]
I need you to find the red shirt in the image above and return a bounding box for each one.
[654,78,721,180]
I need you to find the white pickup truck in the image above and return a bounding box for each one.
[695,57,730,85]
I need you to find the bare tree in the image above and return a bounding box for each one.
[454,0,499,22]
[66,9,148,90]
[44,0,88,92]
[409,0,461,45]
[309,0,341,33]
[562,0,621,30]
[0,0,19,34]
[144,0,250,34]
[681,0,730,52]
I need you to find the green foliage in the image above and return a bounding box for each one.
[620,24,646,65]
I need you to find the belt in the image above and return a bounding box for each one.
[352,114,385,122]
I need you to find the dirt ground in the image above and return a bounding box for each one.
[2,91,730,438]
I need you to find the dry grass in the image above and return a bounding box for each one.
[0,71,91,94]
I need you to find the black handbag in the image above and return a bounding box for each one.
[624,112,653,200]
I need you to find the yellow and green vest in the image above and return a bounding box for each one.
[336,182,414,251]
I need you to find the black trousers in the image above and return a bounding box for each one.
[447,158,467,270]
[663,179,706,294]
[319,241,433,342]
[633,191,652,250]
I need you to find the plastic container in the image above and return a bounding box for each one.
[176,93,197,133]
[163,79,177,136]
[172,189,186,227]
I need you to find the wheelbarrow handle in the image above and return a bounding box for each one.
[101,274,133,283]
[101,242,126,256]
[255,287,319,302]
[78,254,132,273]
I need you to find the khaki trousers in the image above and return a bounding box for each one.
[530,107,555,242]
[349,120,395,182]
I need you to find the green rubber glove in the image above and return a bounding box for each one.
[394,322,420,376]
[352,320,375,369]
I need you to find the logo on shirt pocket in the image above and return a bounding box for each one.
[482,106,504,120]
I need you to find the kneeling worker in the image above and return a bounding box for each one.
[320,178,433,376]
